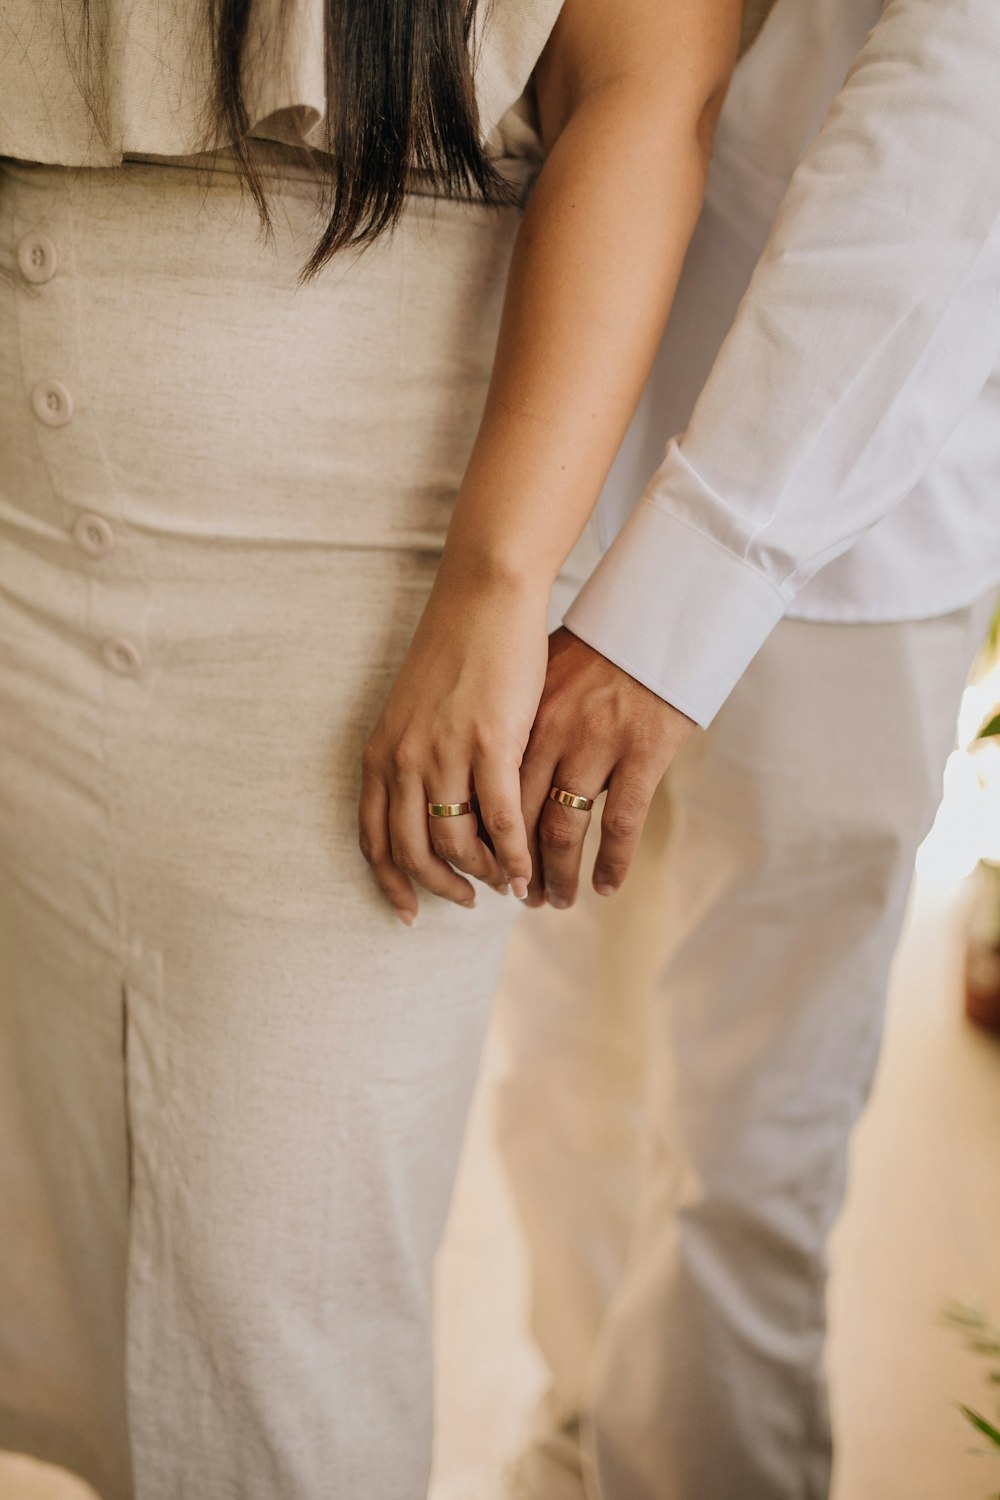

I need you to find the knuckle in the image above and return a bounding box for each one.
[605,810,641,843]
[483,805,517,839]
[595,856,629,884]
[430,835,464,864]
[469,728,496,763]
[471,725,504,757]
[361,740,383,778]
[616,768,655,806]
[390,847,422,879]
[371,854,398,886]
[539,818,577,854]
[474,726,522,767]
[425,743,451,779]
[389,740,420,779]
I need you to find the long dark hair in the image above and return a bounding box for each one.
[79,0,512,279]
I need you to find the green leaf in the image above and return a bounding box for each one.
[959,1405,1000,1449]
[944,1300,988,1328]
[988,602,1000,657]
[976,712,1000,741]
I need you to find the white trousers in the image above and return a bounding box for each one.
[0,147,549,1500]
[494,593,997,1500]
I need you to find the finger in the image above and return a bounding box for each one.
[537,766,605,909]
[519,737,559,906]
[592,763,658,897]
[358,770,419,925]
[427,778,509,894]
[473,750,532,899]
[388,774,477,908]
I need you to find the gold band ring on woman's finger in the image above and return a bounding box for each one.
[548,786,595,812]
[427,800,476,818]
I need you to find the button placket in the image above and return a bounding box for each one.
[31,378,74,427]
[100,636,144,677]
[15,206,148,678]
[17,231,58,285]
[73,511,116,558]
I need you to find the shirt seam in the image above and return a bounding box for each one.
[631,493,791,610]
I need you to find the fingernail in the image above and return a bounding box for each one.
[546,890,569,910]
[511,877,529,900]
[395,909,416,928]
[462,897,478,909]
[594,883,617,897]
[493,882,511,896]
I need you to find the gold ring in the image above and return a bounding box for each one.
[427,800,476,818]
[548,785,594,812]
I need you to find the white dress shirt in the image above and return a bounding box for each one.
[565,0,1000,727]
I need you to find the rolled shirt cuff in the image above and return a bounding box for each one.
[562,498,788,728]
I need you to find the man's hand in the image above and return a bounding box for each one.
[520,628,697,907]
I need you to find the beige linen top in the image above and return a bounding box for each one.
[0,0,565,166]
[0,1,777,170]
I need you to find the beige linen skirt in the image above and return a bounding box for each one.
[0,145,534,1500]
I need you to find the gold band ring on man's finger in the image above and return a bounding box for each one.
[548,786,595,812]
[427,800,476,818]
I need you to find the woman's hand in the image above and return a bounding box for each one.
[358,0,739,928]
[359,561,549,924]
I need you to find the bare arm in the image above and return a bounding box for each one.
[441,0,740,590]
[359,0,740,921]
[565,0,1000,728]
[527,0,1000,913]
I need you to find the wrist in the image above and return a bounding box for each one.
[435,541,554,602]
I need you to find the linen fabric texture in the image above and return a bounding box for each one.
[495,589,998,1500]
[0,146,561,1500]
[0,0,780,174]
[0,0,562,168]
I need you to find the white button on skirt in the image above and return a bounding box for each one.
[0,146,533,1500]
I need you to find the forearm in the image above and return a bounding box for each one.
[437,76,730,595]
[565,0,1000,727]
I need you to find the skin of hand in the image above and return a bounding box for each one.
[358,0,741,921]
[520,627,697,908]
[359,558,548,924]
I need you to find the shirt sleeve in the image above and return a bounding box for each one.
[563,0,1000,727]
